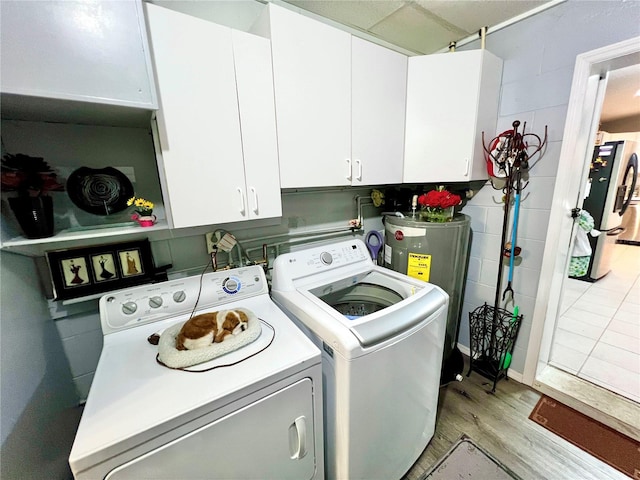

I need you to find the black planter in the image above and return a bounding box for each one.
[8,196,55,239]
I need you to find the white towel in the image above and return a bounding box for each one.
[157,308,261,369]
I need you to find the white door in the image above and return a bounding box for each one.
[145,4,246,228]
[105,379,317,480]
[404,50,501,183]
[351,37,407,186]
[405,51,479,182]
[232,30,282,220]
[268,4,351,188]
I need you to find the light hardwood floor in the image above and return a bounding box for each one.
[402,359,629,480]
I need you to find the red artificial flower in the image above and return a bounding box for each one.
[418,188,461,209]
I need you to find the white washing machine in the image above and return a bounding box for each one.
[271,239,448,480]
[69,265,323,480]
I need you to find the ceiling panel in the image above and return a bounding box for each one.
[285,0,404,31]
[415,0,548,35]
[283,0,551,54]
[369,3,465,54]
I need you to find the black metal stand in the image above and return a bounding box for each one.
[467,303,523,392]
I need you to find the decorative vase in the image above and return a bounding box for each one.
[420,206,455,223]
[131,213,156,227]
[8,196,55,238]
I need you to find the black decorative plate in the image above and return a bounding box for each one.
[66,167,134,216]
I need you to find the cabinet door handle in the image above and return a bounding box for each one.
[289,415,307,460]
[463,158,469,177]
[250,186,259,215]
[346,159,352,181]
[355,159,362,181]
[237,188,246,215]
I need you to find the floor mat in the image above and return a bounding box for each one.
[419,434,520,480]
[529,395,640,479]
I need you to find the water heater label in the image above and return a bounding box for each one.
[407,253,431,282]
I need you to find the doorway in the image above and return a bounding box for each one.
[523,36,640,441]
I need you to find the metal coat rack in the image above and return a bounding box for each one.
[467,120,548,391]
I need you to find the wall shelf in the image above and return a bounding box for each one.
[1,219,170,256]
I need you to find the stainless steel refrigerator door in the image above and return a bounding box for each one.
[602,141,638,230]
[618,200,640,244]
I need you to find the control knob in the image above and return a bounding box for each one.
[122,301,137,315]
[173,291,186,303]
[149,296,163,309]
[320,252,333,265]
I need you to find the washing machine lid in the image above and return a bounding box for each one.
[271,239,448,348]
[303,268,446,347]
[69,295,320,475]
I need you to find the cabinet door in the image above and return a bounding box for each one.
[232,30,282,220]
[404,50,501,183]
[268,4,352,188]
[352,37,407,186]
[1,0,156,108]
[145,3,246,228]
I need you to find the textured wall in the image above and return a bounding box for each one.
[458,0,640,374]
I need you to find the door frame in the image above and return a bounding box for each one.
[523,36,640,385]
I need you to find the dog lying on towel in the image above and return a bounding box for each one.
[176,309,249,350]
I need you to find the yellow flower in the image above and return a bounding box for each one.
[128,196,154,215]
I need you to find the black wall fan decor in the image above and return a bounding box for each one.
[66,166,134,215]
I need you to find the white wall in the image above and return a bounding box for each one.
[0,251,79,479]
[458,0,640,374]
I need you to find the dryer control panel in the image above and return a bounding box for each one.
[99,265,268,334]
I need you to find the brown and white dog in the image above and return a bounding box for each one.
[175,309,249,351]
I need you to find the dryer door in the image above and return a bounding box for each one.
[104,378,317,480]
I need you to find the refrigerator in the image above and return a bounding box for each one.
[579,140,638,281]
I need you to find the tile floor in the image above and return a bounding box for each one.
[549,243,640,403]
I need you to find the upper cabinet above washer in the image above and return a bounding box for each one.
[1,0,157,119]
[351,37,407,187]
[253,4,407,189]
[145,3,281,229]
[404,50,503,183]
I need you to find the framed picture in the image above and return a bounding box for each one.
[47,239,156,300]
[90,253,119,283]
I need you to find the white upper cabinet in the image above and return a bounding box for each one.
[264,4,352,188]
[257,4,407,189]
[1,0,157,109]
[351,37,407,186]
[231,29,282,222]
[404,50,503,183]
[145,3,281,229]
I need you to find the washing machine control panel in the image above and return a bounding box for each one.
[278,240,370,279]
[99,265,268,334]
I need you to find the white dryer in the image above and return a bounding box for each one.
[69,265,323,480]
[271,239,448,480]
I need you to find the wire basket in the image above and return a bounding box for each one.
[467,303,523,391]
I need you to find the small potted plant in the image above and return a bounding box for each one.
[417,186,462,222]
[1,153,64,238]
[127,196,156,227]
